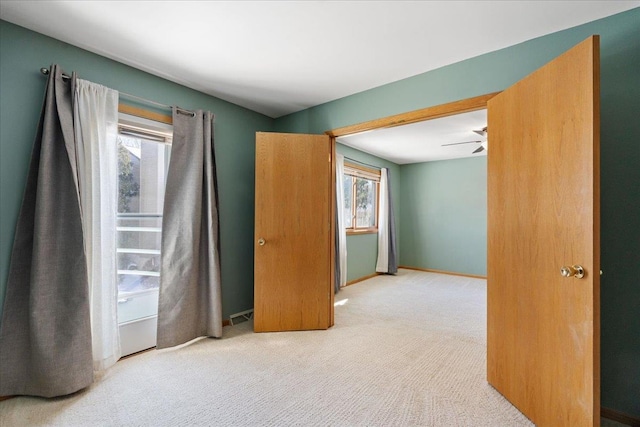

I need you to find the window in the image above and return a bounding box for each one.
[343,162,380,234]
[116,113,172,355]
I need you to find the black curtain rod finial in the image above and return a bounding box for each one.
[39,66,206,119]
[40,67,70,80]
[176,108,197,118]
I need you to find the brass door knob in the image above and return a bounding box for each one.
[560,265,585,279]
[258,238,266,246]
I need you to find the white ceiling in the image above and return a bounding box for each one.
[337,109,488,164]
[2,1,637,164]
[1,1,637,119]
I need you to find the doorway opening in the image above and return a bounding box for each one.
[328,93,496,285]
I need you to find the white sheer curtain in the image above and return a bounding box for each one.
[335,154,348,288]
[74,79,121,371]
[376,168,390,273]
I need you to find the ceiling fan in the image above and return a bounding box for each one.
[441,127,488,153]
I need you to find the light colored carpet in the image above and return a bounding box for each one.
[2,269,534,426]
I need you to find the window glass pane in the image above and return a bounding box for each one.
[355,178,376,228]
[116,134,169,302]
[117,218,162,293]
[343,175,353,228]
[117,218,162,251]
[118,135,168,215]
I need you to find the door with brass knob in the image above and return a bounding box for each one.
[487,36,600,426]
[254,132,334,332]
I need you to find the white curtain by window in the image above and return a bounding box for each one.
[336,154,348,289]
[376,168,390,273]
[73,79,121,371]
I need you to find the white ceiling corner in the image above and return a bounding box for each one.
[1,1,637,164]
[1,1,637,119]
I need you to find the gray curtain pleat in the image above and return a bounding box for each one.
[0,65,93,397]
[156,108,222,349]
[386,170,398,274]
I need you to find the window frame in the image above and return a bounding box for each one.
[115,108,174,357]
[343,162,381,235]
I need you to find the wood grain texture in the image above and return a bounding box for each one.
[329,137,336,327]
[326,92,499,137]
[254,132,333,332]
[343,162,381,179]
[118,104,172,124]
[487,36,600,426]
[346,229,377,236]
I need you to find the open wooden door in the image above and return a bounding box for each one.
[254,132,335,332]
[487,36,600,426]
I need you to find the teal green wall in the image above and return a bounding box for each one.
[275,9,640,418]
[400,157,487,276]
[598,10,640,416]
[0,21,274,320]
[336,144,400,282]
[337,146,487,281]
[2,7,639,416]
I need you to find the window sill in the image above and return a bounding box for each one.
[346,229,378,236]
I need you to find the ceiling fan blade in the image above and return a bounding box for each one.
[473,126,488,137]
[441,140,481,147]
[472,145,485,154]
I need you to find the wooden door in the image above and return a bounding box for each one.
[254,132,335,332]
[487,36,600,426]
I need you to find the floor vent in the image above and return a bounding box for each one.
[229,309,254,325]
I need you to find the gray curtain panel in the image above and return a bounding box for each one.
[386,170,398,274]
[0,65,93,397]
[156,108,223,349]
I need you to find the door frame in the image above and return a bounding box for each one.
[325,93,498,290]
[325,92,499,138]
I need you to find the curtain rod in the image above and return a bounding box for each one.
[39,67,196,118]
[343,156,383,170]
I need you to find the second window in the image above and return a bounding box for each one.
[343,162,380,234]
